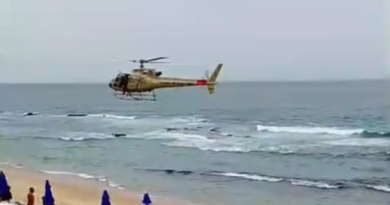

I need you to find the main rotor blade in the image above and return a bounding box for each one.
[156,63,210,67]
[147,61,169,64]
[144,57,168,63]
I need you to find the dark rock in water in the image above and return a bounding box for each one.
[166,127,179,132]
[112,133,126,137]
[163,169,193,175]
[210,127,220,132]
[24,112,38,116]
[67,113,88,117]
[177,170,193,175]
[164,169,175,174]
[183,127,198,131]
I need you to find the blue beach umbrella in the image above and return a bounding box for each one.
[0,171,4,186]
[0,171,10,198]
[101,190,111,205]
[0,171,4,197]
[44,180,55,205]
[142,193,152,205]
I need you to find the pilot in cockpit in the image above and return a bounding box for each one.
[118,73,130,94]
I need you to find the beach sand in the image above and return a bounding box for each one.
[0,165,185,205]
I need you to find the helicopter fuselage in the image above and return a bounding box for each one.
[108,63,222,100]
[108,72,211,93]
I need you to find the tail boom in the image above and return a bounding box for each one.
[152,63,222,94]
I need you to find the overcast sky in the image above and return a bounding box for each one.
[0,0,388,83]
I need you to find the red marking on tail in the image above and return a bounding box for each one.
[196,80,208,85]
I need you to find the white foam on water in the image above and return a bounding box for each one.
[215,172,283,182]
[322,138,390,147]
[41,170,125,190]
[366,184,390,193]
[82,114,213,132]
[149,132,213,141]
[289,179,339,189]
[5,110,387,155]
[0,162,24,169]
[256,124,364,136]
[145,130,268,154]
[0,162,125,190]
[88,114,137,120]
[213,172,341,189]
[158,130,315,154]
[60,132,115,141]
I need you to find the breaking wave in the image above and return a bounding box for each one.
[360,131,390,138]
[41,170,125,190]
[74,113,137,120]
[256,125,360,136]
[49,129,389,161]
[256,124,390,138]
[0,162,125,190]
[1,111,389,159]
[213,172,342,189]
[146,168,390,193]
[59,132,116,141]
[1,110,387,138]
[40,129,390,161]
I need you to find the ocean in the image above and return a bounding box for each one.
[0,80,389,205]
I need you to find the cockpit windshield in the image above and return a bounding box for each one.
[115,73,132,81]
[114,73,125,82]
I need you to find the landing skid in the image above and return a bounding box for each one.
[114,91,157,101]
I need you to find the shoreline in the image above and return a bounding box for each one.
[0,162,193,205]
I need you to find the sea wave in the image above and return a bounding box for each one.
[2,111,387,138]
[51,130,390,160]
[212,172,344,189]
[145,168,390,193]
[256,124,362,136]
[69,113,137,120]
[41,170,125,190]
[360,130,390,138]
[60,132,116,141]
[255,124,389,138]
[1,111,388,159]
[366,184,390,193]
[0,162,125,190]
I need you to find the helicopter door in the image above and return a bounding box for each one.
[128,76,141,89]
[117,74,130,88]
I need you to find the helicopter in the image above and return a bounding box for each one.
[108,57,223,101]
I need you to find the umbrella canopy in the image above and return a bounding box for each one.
[142,193,152,205]
[43,180,55,205]
[0,171,10,199]
[0,171,4,198]
[101,190,111,205]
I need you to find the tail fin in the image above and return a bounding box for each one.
[207,63,223,94]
